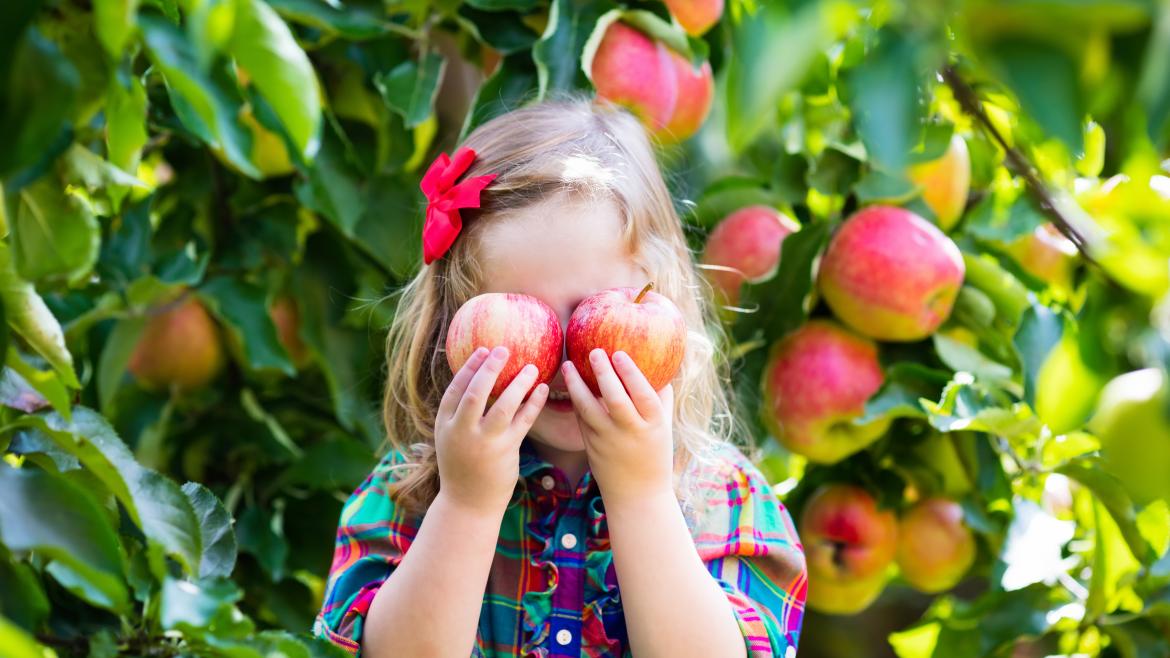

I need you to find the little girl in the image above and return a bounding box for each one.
[313,98,807,657]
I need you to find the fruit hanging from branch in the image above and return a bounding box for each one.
[818,205,966,342]
[445,293,564,399]
[566,283,686,395]
[663,0,723,36]
[895,497,976,593]
[701,205,799,306]
[906,134,971,231]
[128,295,226,394]
[761,320,888,464]
[801,484,897,615]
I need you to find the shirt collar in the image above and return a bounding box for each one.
[518,438,598,498]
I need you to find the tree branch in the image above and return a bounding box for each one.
[942,65,1101,268]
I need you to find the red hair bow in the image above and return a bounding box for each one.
[420,147,497,264]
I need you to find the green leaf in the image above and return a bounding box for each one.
[104,70,149,173]
[93,0,140,59]
[5,350,70,418]
[859,363,951,425]
[460,52,539,139]
[966,195,1046,244]
[198,277,294,374]
[853,168,918,205]
[0,463,129,612]
[0,244,78,388]
[933,332,1015,385]
[1137,4,1170,146]
[237,504,289,581]
[294,122,365,235]
[0,615,57,658]
[1058,457,1153,563]
[229,0,323,159]
[0,556,49,632]
[140,14,260,179]
[534,0,612,98]
[97,317,145,416]
[843,29,925,170]
[266,0,387,40]
[11,178,101,287]
[276,438,377,491]
[373,52,445,129]
[726,1,845,152]
[181,482,238,580]
[27,407,203,577]
[0,28,78,181]
[734,220,832,344]
[960,252,1030,327]
[465,0,539,10]
[1012,302,1063,407]
[982,37,1084,152]
[159,576,254,639]
[456,7,540,55]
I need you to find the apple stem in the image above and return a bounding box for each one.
[634,282,655,304]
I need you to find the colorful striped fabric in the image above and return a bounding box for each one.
[313,439,807,657]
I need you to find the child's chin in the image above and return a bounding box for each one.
[530,414,585,451]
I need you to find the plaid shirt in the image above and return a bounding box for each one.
[313,439,807,657]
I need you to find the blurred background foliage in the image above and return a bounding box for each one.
[1,0,1170,655]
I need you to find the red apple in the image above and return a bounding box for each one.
[818,205,965,342]
[761,320,888,463]
[701,206,799,306]
[801,484,897,614]
[906,134,971,231]
[270,294,310,369]
[566,283,686,395]
[660,51,714,143]
[588,22,678,135]
[664,0,723,36]
[129,295,226,393]
[896,497,976,593]
[445,293,563,399]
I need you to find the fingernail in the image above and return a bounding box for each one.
[562,361,572,374]
[523,364,537,376]
[590,349,605,362]
[491,346,508,360]
[474,346,488,358]
[613,351,627,363]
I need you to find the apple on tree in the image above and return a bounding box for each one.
[660,50,714,145]
[800,484,897,615]
[761,320,888,463]
[128,294,226,393]
[663,0,723,36]
[818,205,966,342]
[701,205,799,307]
[895,497,976,593]
[446,293,564,399]
[905,133,971,231]
[1089,368,1170,505]
[566,283,686,395]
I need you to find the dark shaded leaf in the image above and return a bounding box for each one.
[182,482,238,580]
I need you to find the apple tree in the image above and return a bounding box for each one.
[1,0,1169,656]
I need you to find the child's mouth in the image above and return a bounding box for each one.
[545,389,573,411]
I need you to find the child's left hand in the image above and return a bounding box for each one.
[563,348,675,506]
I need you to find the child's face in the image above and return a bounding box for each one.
[478,193,648,455]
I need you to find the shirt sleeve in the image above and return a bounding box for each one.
[312,450,419,656]
[686,444,807,657]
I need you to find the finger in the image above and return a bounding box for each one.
[438,346,490,419]
[484,363,540,432]
[612,351,662,421]
[589,348,640,425]
[456,346,509,420]
[563,360,608,428]
[658,382,675,420]
[510,382,549,435]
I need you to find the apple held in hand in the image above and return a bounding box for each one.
[761,320,888,463]
[801,484,897,615]
[446,293,564,399]
[566,283,686,395]
[895,497,976,593]
[818,205,965,342]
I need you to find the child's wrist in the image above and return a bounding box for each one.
[434,488,510,523]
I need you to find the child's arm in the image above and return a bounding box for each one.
[362,346,549,658]
[362,492,505,657]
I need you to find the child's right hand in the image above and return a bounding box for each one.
[434,345,549,516]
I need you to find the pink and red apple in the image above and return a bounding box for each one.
[446,293,563,398]
[129,295,226,393]
[801,484,897,614]
[906,134,971,231]
[818,205,965,342]
[660,51,714,144]
[895,497,976,593]
[761,320,888,463]
[664,0,723,36]
[701,206,799,306]
[589,22,678,134]
[566,283,686,395]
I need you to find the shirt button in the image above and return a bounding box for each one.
[560,533,578,550]
[555,629,572,646]
[540,475,555,490]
